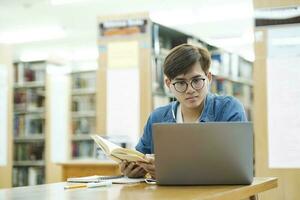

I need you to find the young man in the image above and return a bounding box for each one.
[120,44,247,178]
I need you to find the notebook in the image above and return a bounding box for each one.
[67,175,145,184]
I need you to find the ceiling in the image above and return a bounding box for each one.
[0,0,255,63]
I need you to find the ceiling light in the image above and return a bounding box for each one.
[0,26,66,44]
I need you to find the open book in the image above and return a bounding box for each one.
[91,135,149,163]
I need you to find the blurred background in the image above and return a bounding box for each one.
[0,0,300,200]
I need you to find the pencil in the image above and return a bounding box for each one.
[64,183,86,189]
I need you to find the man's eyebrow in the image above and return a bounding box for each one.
[173,75,204,80]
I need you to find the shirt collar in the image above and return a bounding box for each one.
[164,93,214,123]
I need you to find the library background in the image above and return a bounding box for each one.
[0,0,300,200]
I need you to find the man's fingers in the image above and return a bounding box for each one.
[127,166,143,177]
[123,162,134,175]
[139,163,155,173]
[120,161,128,172]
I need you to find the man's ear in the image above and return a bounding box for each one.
[165,77,171,88]
[207,72,212,83]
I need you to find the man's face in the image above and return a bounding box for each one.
[166,62,211,109]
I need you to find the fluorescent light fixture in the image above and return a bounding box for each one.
[255,6,300,19]
[20,52,48,62]
[0,26,65,44]
[50,0,87,5]
[150,4,253,26]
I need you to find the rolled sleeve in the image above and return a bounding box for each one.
[135,115,153,154]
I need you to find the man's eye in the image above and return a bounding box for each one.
[193,78,203,83]
[176,81,186,86]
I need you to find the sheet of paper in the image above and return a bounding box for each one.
[0,65,8,166]
[267,57,300,168]
[107,41,139,69]
[106,41,140,142]
[107,69,140,141]
[267,26,300,168]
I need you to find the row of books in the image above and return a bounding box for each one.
[72,95,96,112]
[72,72,96,89]
[14,88,45,112]
[70,71,97,159]
[14,143,44,161]
[211,78,253,120]
[14,115,44,137]
[210,78,253,106]
[72,140,95,158]
[211,52,252,80]
[13,167,44,187]
[72,117,96,135]
[14,62,46,84]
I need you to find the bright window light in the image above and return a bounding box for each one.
[0,26,66,44]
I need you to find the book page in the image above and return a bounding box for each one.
[92,135,121,155]
[112,148,147,162]
[92,135,148,163]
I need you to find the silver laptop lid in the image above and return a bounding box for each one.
[153,122,253,185]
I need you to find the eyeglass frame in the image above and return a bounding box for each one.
[171,76,206,93]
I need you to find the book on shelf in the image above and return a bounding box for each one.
[14,62,46,84]
[14,89,26,111]
[72,118,95,134]
[25,115,44,135]
[72,140,95,158]
[13,167,45,187]
[72,95,95,112]
[14,88,45,112]
[91,135,149,163]
[13,167,28,187]
[14,143,44,161]
[211,52,230,76]
[72,72,96,90]
[28,167,44,185]
[14,115,25,137]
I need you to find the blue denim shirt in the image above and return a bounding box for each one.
[136,93,247,154]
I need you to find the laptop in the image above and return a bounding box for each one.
[153,122,253,185]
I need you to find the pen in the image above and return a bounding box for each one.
[64,181,112,189]
[64,183,86,189]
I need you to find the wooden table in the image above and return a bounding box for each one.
[0,177,277,200]
[59,160,121,181]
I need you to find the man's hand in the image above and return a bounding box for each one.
[120,161,147,178]
[137,154,156,179]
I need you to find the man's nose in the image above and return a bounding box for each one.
[185,83,195,93]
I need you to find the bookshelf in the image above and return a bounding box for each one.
[12,61,47,187]
[96,12,253,146]
[12,60,67,187]
[210,50,253,120]
[69,70,98,160]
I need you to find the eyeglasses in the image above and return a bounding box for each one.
[171,77,206,93]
